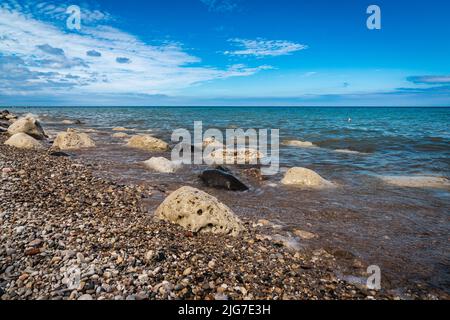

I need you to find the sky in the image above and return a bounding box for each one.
[0,0,449,106]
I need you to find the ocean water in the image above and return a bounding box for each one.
[8,106,450,295]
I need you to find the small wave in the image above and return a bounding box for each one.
[334,149,370,155]
[379,175,450,189]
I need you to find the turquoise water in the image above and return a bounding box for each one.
[12,106,450,177]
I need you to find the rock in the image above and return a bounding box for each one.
[52,129,96,150]
[112,127,128,131]
[49,151,71,157]
[62,120,82,125]
[206,148,264,164]
[4,133,45,150]
[283,140,316,148]
[154,186,245,236]
[24,248,41,256]
[127,135,169,151]
[200,169,249,191]
[294,229,317,240]
[281,167,334,188]
[7,115,46,140]
[202,137,224,149]
[379,175,450,189]
[183,267,192,276]
[144,157,182,173]
[112,132,129,139]
[78,294,93,301]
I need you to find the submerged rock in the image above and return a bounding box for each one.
[127,135,169,151]
[144,157,182,173]
[206,148,264,164]
[283,140,316,148]
[62,119,82,125]
[154,186,245,236]
[52,129,96,150]
[7,116,46,140]
[379,175,450,189]
[281,167,334,188]
[112,132,129,139]
[200,169,249,191]
[5,133,44,150]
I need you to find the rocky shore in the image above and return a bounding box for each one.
[0,134,395,300]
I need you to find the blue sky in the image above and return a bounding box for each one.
[0,0,449,106]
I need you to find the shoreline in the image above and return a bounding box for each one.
[1,110,449,300]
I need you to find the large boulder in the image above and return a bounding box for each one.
[4,133,44,150]
[7,115,46,140]
[200,169,249,191]
[127,135,169,151]
[52,129,96,150]
[281,167,334,188]
[144,157,182,173]
[154,186,245,236]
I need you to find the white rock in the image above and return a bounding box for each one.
[78,294,93,301]
[294,229,318,240]
[127,135,169,151]
[52,129,96,150]
[206,147,264,164]
[283,140,316,148]
[4,133,44,150]
[379,175,450,189]
[144,157,181,173]
[7,116,46,140]
[154,186,245,236]
[281,167,334,188]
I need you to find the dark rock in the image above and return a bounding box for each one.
[215,165,231,173]
[154,251,166,262]
[49,151,71,157]
[200,169,249,191]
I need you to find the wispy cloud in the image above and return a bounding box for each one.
[0,1,269,99]
[200,0,238,12]
[225,38,308,57]
[407,75,450,85]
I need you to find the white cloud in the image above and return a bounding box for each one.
[225,38,308,57]
[0,3,269,97]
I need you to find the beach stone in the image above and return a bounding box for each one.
[7,116,46,140]
[281,167,334,188]
[62,120,82,125]
[206,148,264,164]
[112,127,128,131]
[294,229,318,240]
[52,129,96,150]
[78,294,93,301]
[154,186,245,236]
[144,157,181,173]
[200,169,249,191]
[112,132,129,139]
[127,135,169,151]
[4,133,45,150]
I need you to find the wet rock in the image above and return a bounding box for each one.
[52,129,96,150]
[283,140,316,148]
[281,167,334,189]
[62,120,82,125]
[200,169,249,191]
[4,133,45,150]
[127,135,169,151]
[112,132,129,139]
[112,127,128,131]
[294,229,318,240]
[154,186,245,236]
[206,148,264,165]
[49,151,71,157]
[7,115,46,140]
[144,157,182,173]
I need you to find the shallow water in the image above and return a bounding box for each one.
[9,106,450,295]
